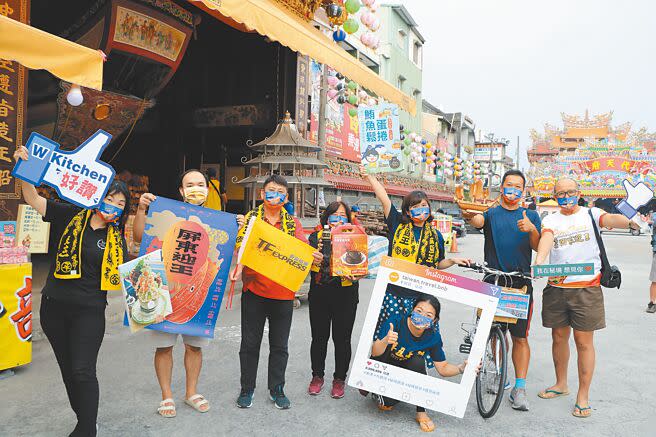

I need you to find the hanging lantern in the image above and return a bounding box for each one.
[348,107,358,117]
[347,80,358,90]
[337,95,347,104]
[333,29,347,42]
[326,3,343,18]
[345,0,361,14]
[343,18,359,34]
[327,89,338,100]
[348,94,358,105]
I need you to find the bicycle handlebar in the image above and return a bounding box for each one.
[462,262,533,282]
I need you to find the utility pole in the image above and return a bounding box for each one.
[316,65,328,218]
[515,135,520,170]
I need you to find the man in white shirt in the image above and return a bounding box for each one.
[535,177,638,418]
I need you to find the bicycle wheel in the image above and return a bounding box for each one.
[475,325,507,418]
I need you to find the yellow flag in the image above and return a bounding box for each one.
[237,217,315,292]
[0,263,32,371]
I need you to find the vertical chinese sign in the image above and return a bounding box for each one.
[295,54,310,138]
[139,197,237,338]
[0,0,29,221]
[358,103,403,174]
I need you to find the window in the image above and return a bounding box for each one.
[413,41,422,67]
[397,29,407,48]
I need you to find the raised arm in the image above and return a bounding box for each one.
[359,165,392,217]
[601,212,640,230]
[133,193,156,243]
[463,211,485,229]
[13,146,46,216]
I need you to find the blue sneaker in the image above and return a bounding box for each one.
[269,385,291,410]
[237,389,254,408]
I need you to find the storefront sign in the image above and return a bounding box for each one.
[12,130,115,209]
[139,197,237,338]
[358,103,403,173]
[309,60,360,162]
[0,262,32,371]
[473,145,503,162]
[0,0,29,221]
[349,256,500,418]
[295,54,310,137]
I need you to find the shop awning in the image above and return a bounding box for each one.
[190,0,416,115]
[0,14,104,90]
[326,174,452,201]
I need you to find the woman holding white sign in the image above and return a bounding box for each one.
[14,146,129,437]
[368,294,470,432]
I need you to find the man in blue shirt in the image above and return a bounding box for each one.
[463,170,541,412]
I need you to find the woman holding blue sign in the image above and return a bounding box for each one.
[14,146,129,437]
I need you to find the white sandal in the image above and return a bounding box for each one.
[157,398,176,418]
[185,394,210,413]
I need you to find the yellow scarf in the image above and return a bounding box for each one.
[392,221,441,268]
[54,210,123,291]
[236,204,296,249]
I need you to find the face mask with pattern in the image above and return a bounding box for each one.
[328,214,348,227]
[264,191,286,207]
[502,187,522,205]
[183,186,208,205]
[96,201,123,226]
[410,310,433,329]
[409,206,430,223]
[557,196,578,209]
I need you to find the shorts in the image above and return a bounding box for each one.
[148,330,210,349]
[650,252,656,282]
[542,285,605,331]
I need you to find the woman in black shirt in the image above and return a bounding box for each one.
[14,146,129,437]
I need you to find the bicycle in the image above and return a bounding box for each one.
[458,262,532,418]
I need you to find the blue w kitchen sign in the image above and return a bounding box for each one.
[12,130,115,209]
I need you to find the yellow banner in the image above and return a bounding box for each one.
[0,263,32,371]
[237,217,314,292]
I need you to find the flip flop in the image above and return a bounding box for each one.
[416,416,436,432]
[185,394,210,413]
[157,398,176,418]
[538,389,570,399]
[572,404,592,418]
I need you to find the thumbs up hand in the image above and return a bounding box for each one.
[616,180,654,219]
[385,323,398,345]
[517,210,536,233]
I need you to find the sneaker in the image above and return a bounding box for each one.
[647,302,656,313]
[270,385,291,410]
[509,387,530,411]
[308,376,324,395]
[331,379,346,399]
[237,389,254,409]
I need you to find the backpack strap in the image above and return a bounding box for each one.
[588,209,611,272]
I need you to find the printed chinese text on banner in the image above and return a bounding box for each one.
[16,204,50,253]
[139,197,237,338]
[237,217,315,292]
[12,130,115,209]
[359,104,403,174]
[0,262,32,371]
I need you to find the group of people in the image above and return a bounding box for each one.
[13,144,641,436]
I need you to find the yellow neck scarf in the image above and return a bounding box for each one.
[236,204,296,249]
[54,210,124,291]
[392,221,441,268]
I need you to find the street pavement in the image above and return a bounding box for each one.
[2,233,655,436]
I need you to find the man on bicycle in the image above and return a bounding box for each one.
[535,177,638,418]
[463,170,541,411]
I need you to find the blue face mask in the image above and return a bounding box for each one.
[410,311,433,329]
[265,191,286,205]
[98,201,123,226]
[328,215,348,226]
[557,196,578,208]
[410,206,430,219]
[503,187,523,201]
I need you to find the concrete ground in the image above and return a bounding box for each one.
[2,233,655,436]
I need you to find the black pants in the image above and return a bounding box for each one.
[309,284,358,380]
[239,291,293,391]
[40,296,105,437]
[373,348,426,413]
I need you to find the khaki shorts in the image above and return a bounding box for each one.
[542,285,605,331]
[650,252,656,282]
[148,330,210,349]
